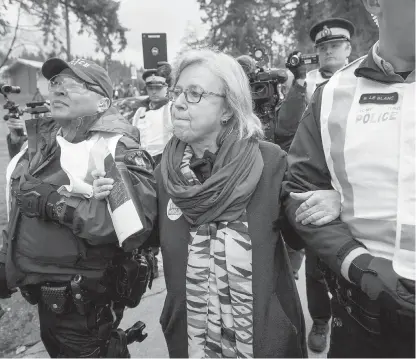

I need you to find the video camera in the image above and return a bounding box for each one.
[1,84,50,136]
[288,53,319,67]
[247,48,288,104]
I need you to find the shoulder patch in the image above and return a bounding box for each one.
[124,149,154,172]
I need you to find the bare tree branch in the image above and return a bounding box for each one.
[0,4,21,69]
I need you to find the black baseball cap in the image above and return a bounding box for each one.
[42,58,113,99]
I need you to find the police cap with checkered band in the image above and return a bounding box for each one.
[310,18,355,46]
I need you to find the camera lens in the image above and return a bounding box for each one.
[290,56,300,67]
[1,85,21,94]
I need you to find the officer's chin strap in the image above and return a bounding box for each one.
[105,321,148,358]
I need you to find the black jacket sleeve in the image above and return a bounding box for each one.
[275,80,308,152]
[282,84,365,276]
[58,136,157,251]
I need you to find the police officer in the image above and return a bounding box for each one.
[277,17,355,353]
[132,62,172,166]
[0,58,157,357]
[284,0,415,357]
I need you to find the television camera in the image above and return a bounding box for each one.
[1,85,50,136]
[241,48,288,143]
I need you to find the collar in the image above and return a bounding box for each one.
[354,42,415,83]
[372,41,396,76]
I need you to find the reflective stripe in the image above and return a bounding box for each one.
[306,69,327,101]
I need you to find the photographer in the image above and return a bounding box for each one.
[278,18,355,353]
[0,58,157,357]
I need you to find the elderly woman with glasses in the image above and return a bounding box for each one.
[94,48,341,358]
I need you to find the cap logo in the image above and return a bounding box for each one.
[321,26,332,37]
[69,58,90,68]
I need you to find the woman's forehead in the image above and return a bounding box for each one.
[177,63,222,90]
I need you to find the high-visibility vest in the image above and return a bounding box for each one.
[132,102,172,157]
[306,69,328,102]
[320,56,415,266]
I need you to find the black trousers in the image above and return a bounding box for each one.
[328,292,415,358]
[305,248,331,324]
[38,300,127,358]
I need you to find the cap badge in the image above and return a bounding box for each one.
[69,58,90,68]
[321,25,332,37]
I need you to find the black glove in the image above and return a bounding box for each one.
[349,254,415,314]
[15,174,60,220]
[285,51,307,80]
[0,263,16,299]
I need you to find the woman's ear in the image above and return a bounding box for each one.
[220,105,233,126]
[97,97,111,112]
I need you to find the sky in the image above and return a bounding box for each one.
[4,0,207,68]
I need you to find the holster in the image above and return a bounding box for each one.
[108,248,154,308]
[321,262,382,334]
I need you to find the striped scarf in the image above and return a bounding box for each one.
[180,145,254,358]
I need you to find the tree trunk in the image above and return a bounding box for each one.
[64,0,71,61]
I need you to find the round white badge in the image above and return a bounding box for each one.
[167,199,182,221]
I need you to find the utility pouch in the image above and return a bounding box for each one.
[40,284,69,314]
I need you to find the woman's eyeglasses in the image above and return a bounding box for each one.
[168,87,225,104]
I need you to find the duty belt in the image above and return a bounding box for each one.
[21,275,99,315]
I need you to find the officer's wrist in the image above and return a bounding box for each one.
[45,191,62,220]
[348,253,375,285]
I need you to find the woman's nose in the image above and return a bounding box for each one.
[173,92,187,110]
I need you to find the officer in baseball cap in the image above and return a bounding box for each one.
[42,57,114,100]
[0,57,157,357]
[278,18,356,354]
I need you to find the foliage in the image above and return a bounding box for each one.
[195,0,378,65]
[194,0,292,64]
[0,0,128,60]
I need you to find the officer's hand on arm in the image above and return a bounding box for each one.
[290,190,341,226]
[286,51,307,85]
[92,170,114,200]
[283,85,365,276]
